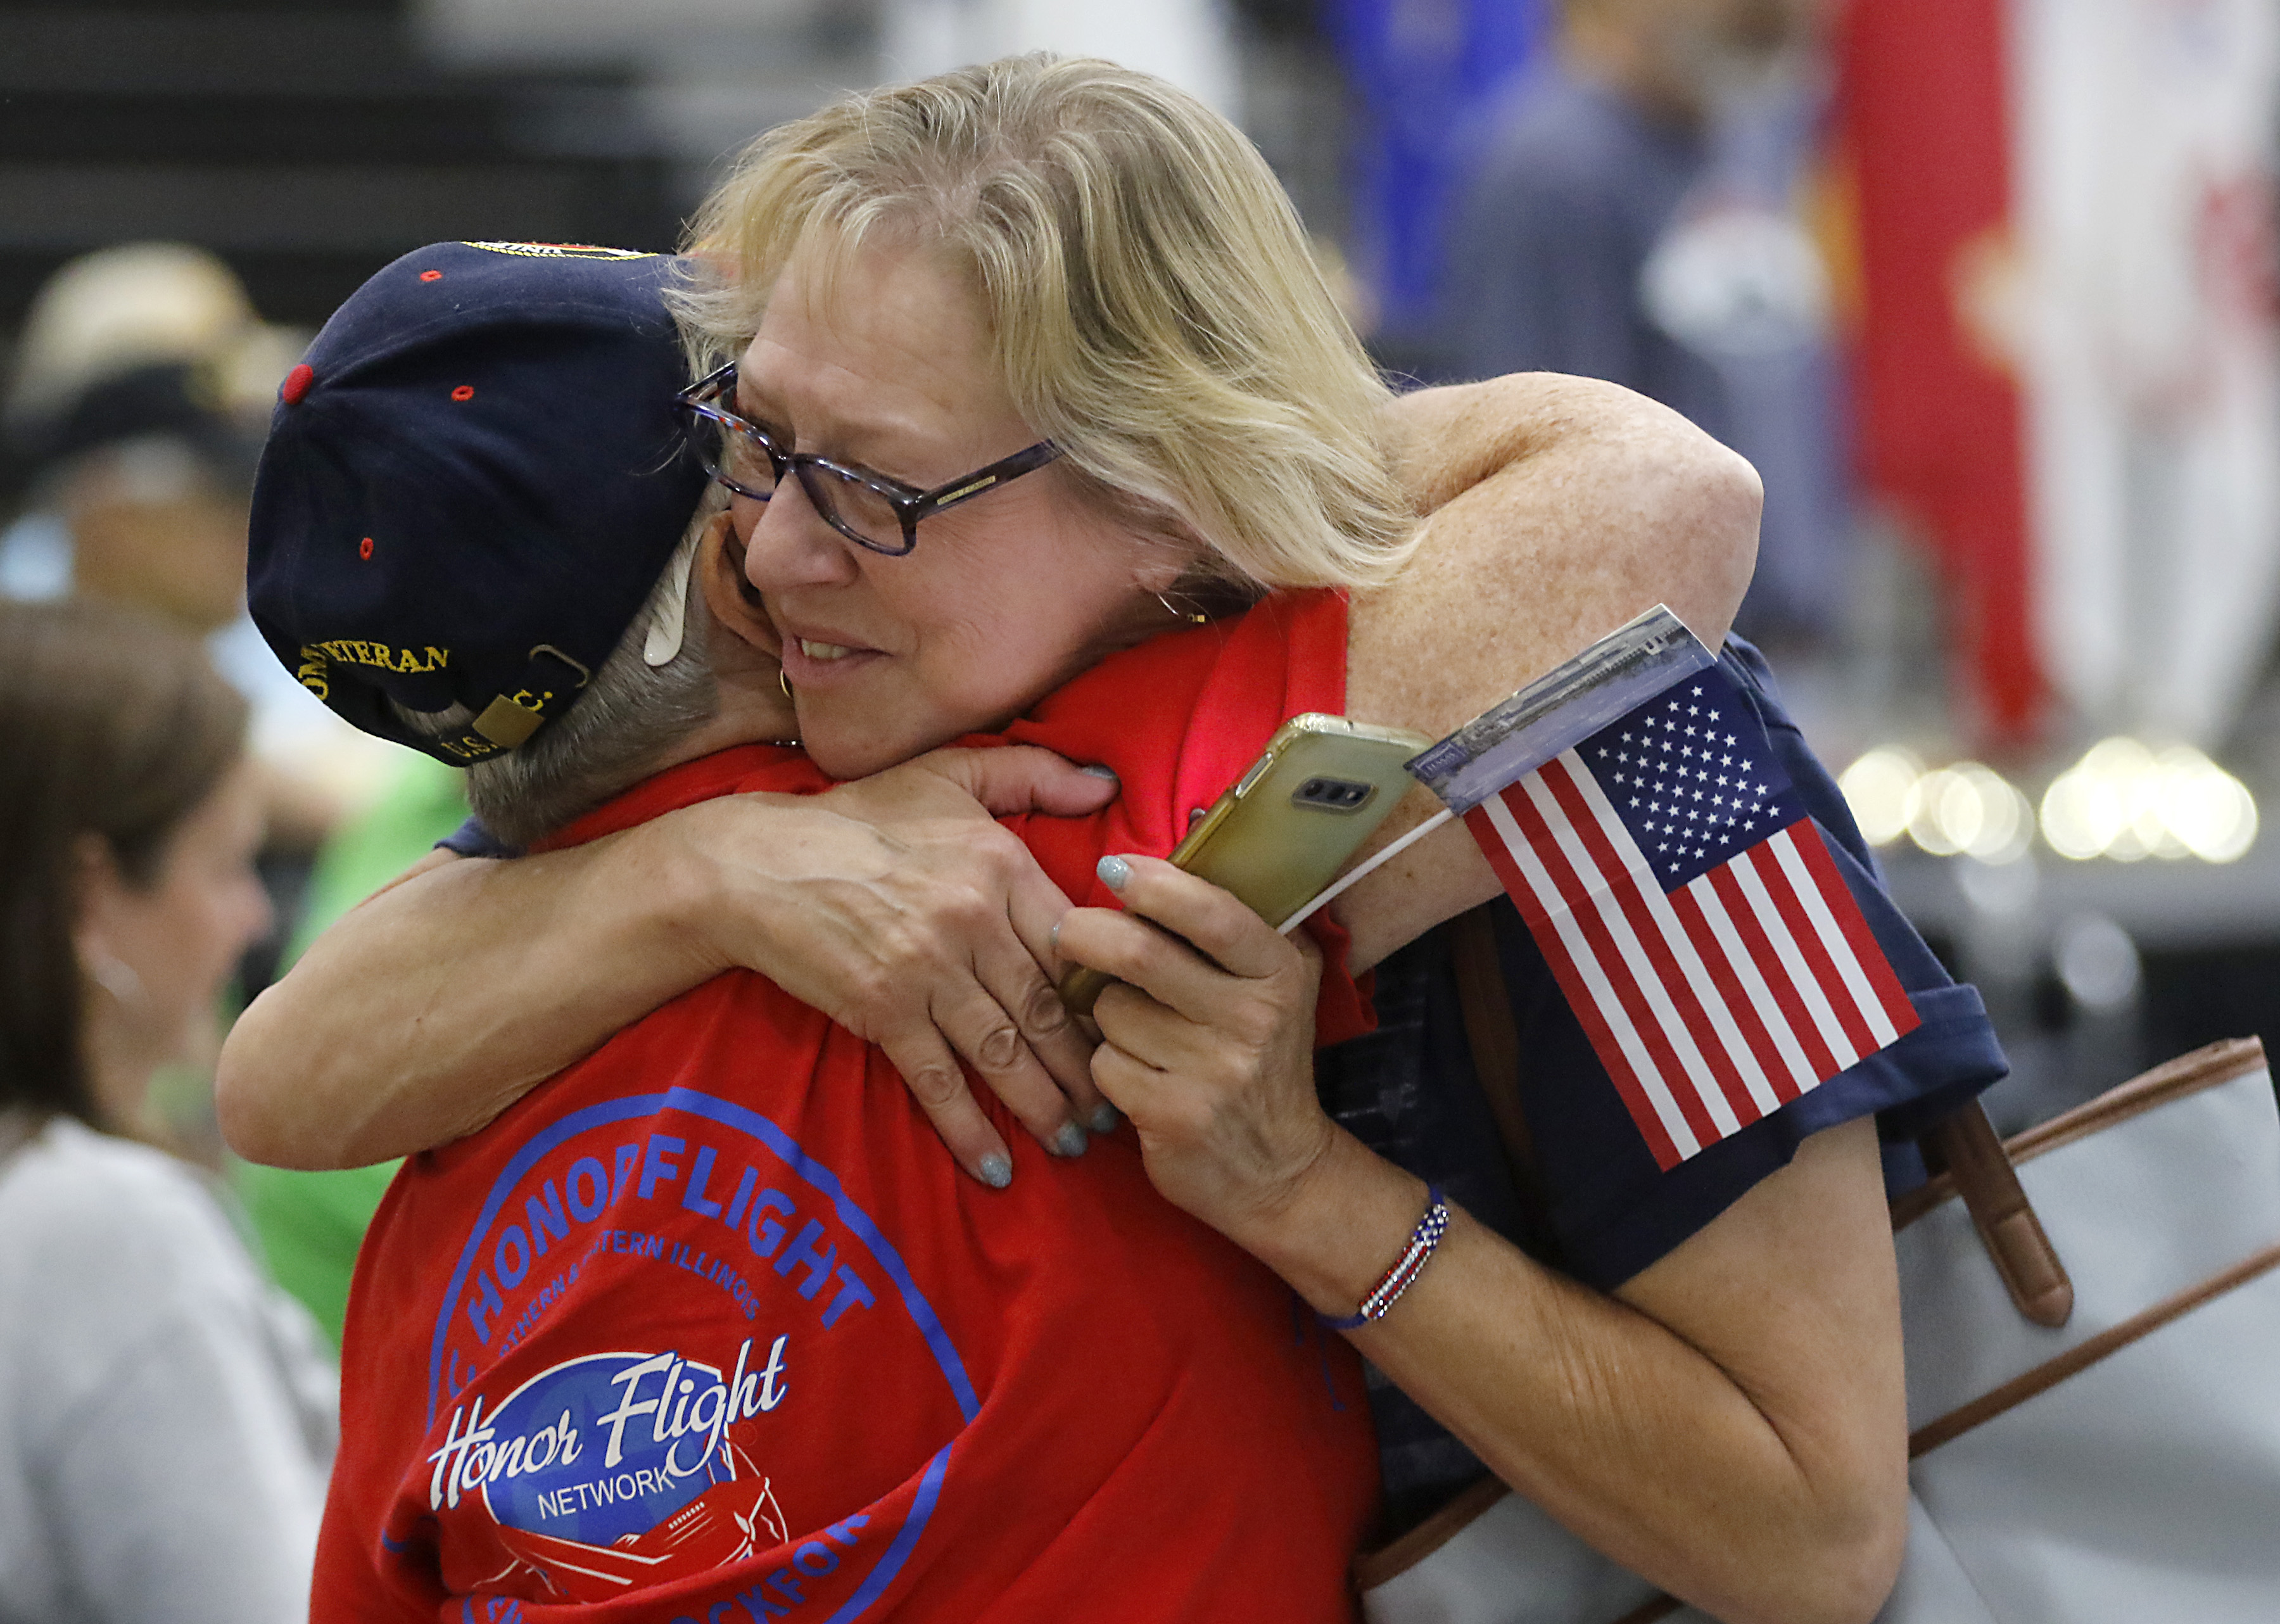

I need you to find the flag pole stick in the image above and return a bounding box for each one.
[1278,807,1455,935]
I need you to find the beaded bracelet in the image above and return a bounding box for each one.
[1319,1184,1450,1331]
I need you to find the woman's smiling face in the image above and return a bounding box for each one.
[729,234,1175,780]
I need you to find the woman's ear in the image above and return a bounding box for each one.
[70,832,130,976]
[1128,528,1210,597]
[696,511,780,657]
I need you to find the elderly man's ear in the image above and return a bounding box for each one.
[696,511,782,660]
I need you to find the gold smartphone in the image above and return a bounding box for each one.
[1058,713,1432,1015]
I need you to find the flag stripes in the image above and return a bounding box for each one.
[1468,749,1920,1170]
[1472,791,1697,1167]
[1547,748,1781,1120]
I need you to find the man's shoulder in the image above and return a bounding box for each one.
[429,970,832,1176]
[540,744,820,851]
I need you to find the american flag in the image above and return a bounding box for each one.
[1461,664,1920,1170]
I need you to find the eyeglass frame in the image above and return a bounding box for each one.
[673,363,1063,557]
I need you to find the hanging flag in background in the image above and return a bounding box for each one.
[1834,0,2032,741]
[1410,608,1919,1169]
[1322,0,1542,366]
[1837,0,2280,749]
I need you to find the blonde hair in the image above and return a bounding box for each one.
[675,54,1417,594]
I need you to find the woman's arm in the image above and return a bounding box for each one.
[220,373,1751,1177]
[1060,398,1901,1623]
[217,747,1118,1176]
[1345,373,1763,964]
[1062,860,1907,1624]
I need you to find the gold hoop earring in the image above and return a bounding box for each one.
[765,666,801,749]
[1154,592,1208,626]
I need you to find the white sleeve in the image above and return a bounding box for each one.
[42,1297,329,1624]
[3,1133,336,1624]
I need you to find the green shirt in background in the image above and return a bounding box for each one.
[234,751,467,1348]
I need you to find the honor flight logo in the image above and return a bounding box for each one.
[430,1342,794,1600]
[415,1087,980,1613]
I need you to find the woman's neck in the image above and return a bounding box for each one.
[77,1001,161,1138]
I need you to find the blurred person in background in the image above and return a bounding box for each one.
[1444,0,1849,653]
[0,596,336,1624]
[1,243,394,857]
[1,243,435,1332]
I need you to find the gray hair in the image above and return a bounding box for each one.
[395,491,725,847]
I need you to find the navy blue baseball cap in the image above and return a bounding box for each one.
[248,240,709,764]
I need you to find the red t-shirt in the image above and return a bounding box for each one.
[315,590,1381,1623]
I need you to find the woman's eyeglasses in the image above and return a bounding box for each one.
[674,364,1061,557]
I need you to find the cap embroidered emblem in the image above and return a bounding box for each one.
[280,364,314,405]
[359,536,375,560]
[451,385,474,402]
[463,241,654,260]
[419,269,443,282]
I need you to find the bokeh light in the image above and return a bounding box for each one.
[2039,739,2257,863]
[1846,740,2253,863]
[1906,761,2032,862]
[1836,746,1922,846]
[1838,747,2032,861]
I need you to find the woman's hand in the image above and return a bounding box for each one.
[1052,854,1338,1244]
[676,747,1121,1181]
[220,745,1117,1177]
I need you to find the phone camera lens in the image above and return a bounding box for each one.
[1295,776,1374,812]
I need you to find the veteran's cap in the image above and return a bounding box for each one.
[247,241,708,764]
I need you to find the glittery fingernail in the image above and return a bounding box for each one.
[1088,1103,1120,1135]
[1096,854,1130,891]
[1050,1122,1089,1157]
[1079,763,1119,782]
[977,1153,1013,1189]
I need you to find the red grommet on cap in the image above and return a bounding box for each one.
[451,385,474,402]
[359,536,374,561]
[420,269,443,282]
[280,364,314,405]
